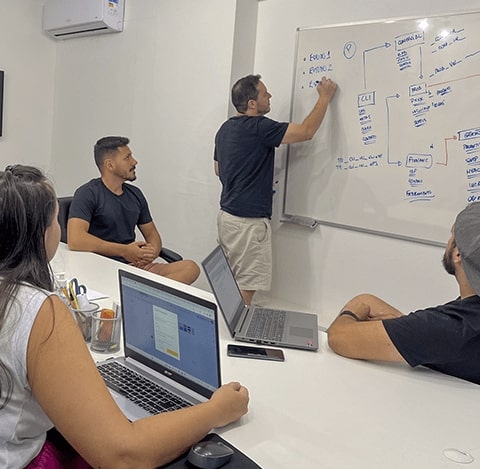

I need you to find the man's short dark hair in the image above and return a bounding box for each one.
[231,74,261,113]
[94,136,130,169]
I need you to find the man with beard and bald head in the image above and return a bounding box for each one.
[327,202,480,385]
[67,136,200,285]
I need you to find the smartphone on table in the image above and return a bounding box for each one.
[227,343,285,361]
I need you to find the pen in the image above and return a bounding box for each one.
[61,286,70,301]
[68,281,79,309]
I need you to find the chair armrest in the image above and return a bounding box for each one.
[159,247,183,263]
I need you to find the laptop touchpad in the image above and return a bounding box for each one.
[289,326,314,338]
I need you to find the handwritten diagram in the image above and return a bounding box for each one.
[284,12,480,245]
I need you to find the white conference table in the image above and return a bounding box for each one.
[52,244,480,469]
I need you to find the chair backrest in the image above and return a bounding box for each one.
[57,196,73,243]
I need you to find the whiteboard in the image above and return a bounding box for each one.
[283,11,480,246]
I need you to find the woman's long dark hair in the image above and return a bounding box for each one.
[0,165,57,409]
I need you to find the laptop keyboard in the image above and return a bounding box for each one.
[97,361,192,414]
[247,308,286,341]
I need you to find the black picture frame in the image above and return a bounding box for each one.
[0,71,4,137]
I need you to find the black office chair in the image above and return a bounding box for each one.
[57,196,182,263]
[58,196,73,244]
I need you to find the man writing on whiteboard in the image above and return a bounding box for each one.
[327,202,480,385]
[214,74,337,305]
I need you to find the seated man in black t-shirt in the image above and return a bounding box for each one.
[67,136,200,285]
[327,202,480,385]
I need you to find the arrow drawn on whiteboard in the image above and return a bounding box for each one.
[363,42,392,89]
[386,93,401,166]
[437,135,457,166]
[418,45,424,79]
[428,73,480,89]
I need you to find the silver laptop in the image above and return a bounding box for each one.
[202,246,318,351]
[96,269,221,421]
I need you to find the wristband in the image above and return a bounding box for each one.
[340,310,360,321]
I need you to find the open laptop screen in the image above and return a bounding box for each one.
[202,245,245,334]
[119,269,221,394]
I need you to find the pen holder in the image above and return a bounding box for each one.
[69,302,100,342]
[90,308,122,353]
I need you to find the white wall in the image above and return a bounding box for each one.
[0,1,56,170]
[255,0,478,324]
[49,0,241,272]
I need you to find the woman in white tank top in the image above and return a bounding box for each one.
[0,164,249,468]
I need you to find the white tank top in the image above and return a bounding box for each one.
[0,284,53,468]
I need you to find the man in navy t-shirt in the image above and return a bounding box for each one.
[327,202,480,385]
[68,136,200,285]
[214,74,337,304]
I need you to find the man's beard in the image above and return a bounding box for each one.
[442,248,455,275]
[125,170,137,182]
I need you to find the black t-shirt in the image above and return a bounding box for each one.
[69,178,152,263]
[214,115,289,218]
[383,295,480,384]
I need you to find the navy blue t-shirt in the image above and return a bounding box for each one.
[69,178,152,263]
[383,295,480,384]
[214,115,289,218]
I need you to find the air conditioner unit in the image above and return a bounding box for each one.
[43,0,125,40]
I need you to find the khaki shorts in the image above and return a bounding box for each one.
[217,210,272,291]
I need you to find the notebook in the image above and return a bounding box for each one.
[96,269,221,421]
[202,245,318,351]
